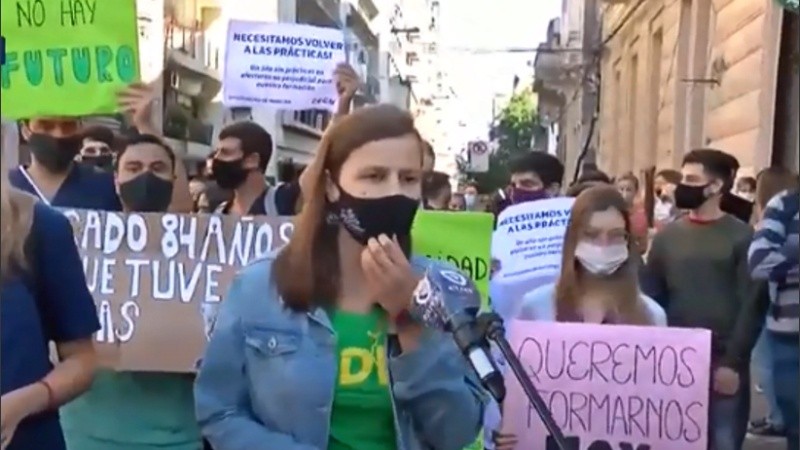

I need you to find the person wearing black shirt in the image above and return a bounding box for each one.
[209,121,297,216]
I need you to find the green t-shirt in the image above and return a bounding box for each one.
[328,309,397,450]
[60,371,200,450]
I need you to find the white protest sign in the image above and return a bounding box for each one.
[489,197,574,320]
[223,21,345,110]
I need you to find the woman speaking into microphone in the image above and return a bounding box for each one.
[194,104,485,450]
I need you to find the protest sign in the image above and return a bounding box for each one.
[503,320,711,450]
[489,197,574,319]
[412,210,494,309]
[63,209,293,372]
[0,0,139,119]
[223,21,344,110]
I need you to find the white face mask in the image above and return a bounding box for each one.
[464,193,476,209]
[574,241,629,275]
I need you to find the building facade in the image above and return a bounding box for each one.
[597,0,799,178]
[389,0,459,176]
[533,0,602,182]
[145,0,388,177]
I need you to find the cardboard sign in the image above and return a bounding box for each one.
[503,320,711,450]
[63,209,293,372]
[412,210,494,310]
[0,0,139,118]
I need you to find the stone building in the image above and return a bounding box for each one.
[597,0,799,177]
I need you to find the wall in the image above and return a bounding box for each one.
[597,0,783,176]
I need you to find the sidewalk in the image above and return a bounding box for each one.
[745,384,787,450]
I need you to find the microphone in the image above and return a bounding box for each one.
[410,267,506,402]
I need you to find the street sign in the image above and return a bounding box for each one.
[467,140,490,172]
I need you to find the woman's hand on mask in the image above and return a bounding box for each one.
[361,234,420,319]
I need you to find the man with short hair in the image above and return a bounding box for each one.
[209,121,295,215]
[62,134,203,450]
[9,117,122,210]
[114,134,177,212]
[78,125,116,171]
[644,148,767,450]
[422,171,452,210]
[507,152,564,199]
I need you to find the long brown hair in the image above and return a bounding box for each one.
[272,104,423,311]
[754,167,798,221]
[554,185,651,325]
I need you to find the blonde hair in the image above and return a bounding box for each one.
[1,119,35,279]
[554,185,652,325]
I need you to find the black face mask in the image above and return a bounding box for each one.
[674,183,709,210]
[119,172,174,212]
[28,133,83,173]
[332,187,420,246]
[211,158,250,190]
[82,154,114,171]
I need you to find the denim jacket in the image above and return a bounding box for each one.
[194,254,486,450]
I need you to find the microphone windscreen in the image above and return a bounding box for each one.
[410,264,481,331]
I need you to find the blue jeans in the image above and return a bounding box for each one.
[752,329,784,427]
[709,369,750,450]
[769,331,799,450]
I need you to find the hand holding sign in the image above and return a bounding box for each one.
[333,62,359,103]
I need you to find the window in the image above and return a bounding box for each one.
[293,110,331,131]
[230,107,252,121]
[406,51,419,65]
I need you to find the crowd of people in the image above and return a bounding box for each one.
[0,59,797,450]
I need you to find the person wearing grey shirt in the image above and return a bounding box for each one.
[642,149,768,450]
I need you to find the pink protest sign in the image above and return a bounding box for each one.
[502,320,711,450]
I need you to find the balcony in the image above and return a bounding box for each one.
[164,17,222,102]
[283,109,331,137]
[297,0,341,27]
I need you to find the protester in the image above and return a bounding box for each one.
[576,169,612,185]
[8,83,192,213]
[422,171,452,210]
[615,172,648,253]
[643,148,768,450]
[748,166,798,439]
[488,186,667,450]
[76,125,116,171]
[449,192,466,211]
[115,135,178,212]
[491,152,564,217]
[9,116,122,210]
[748,186,799,450]
[463,182,480,211]
[735,176,757,202]
[717,152,754,223]
[652,168,682,228]
[210,63,359,216]
[194,104,484,450]
[1,120,100,450]
[60,135,202,450]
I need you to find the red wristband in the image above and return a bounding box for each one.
[36,380,55,411]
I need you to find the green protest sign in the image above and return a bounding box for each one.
[412,210,494,309]
[0,0,140,119]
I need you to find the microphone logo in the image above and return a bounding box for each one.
[440,269,468,286]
